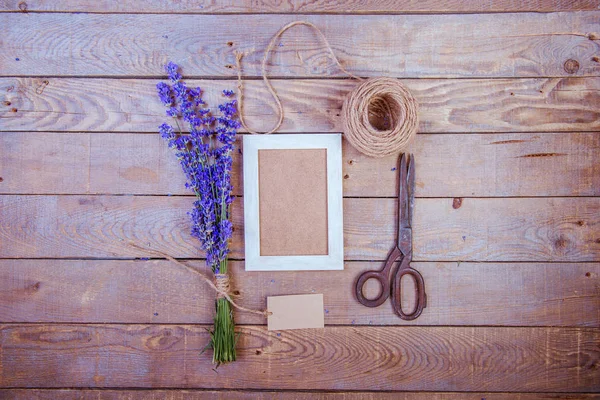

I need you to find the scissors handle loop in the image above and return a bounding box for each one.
[355,270,390,308]
[392,266,427,320]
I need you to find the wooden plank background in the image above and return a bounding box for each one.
[2,0,600,14]
[1,13,600,78]
[2,392,600,400]
[2,78,600,133]
[0,1,599,398]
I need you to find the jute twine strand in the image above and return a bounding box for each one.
[128,242,271,317]
[235,21,361,135]
[235,20,419,158]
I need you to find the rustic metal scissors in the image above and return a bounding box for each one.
[354,153,427,320]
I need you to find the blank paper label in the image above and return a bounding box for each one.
[267,294,325,331]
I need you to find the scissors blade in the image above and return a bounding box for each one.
[397,153,415,253]
[397,153,411,229]
[407,154,415,228]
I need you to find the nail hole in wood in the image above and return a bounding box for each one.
[585,272,591,277]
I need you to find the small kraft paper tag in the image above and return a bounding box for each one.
[267,294,325,331]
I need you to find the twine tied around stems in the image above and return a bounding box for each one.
[235,20,419,158]
[214,274,230,300]
[128,242,271,317]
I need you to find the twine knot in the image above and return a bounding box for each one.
[214,273,231,300]
[127,242,271,317]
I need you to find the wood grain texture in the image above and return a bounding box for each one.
[2,13,600,78]
[0,324,598,391]
[2,77,598,133]
[0,260,598,327]
[0,195,598,261]
[1,131,598,197]
[2,0,600,14]
[2,390,600,400]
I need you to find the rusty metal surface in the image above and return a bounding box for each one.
[355,153,427,320]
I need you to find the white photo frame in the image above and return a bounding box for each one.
[243,134,344,271]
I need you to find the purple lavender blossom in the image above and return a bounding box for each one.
[165,61,181,82]
[156,82,173,106]
[156,62,237,273]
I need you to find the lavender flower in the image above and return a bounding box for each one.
[156,62,237,273]
[156,82,173,106]
[165,61,181,82]
[157,62,240,365]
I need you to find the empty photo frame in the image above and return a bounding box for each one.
[243,134,344,271]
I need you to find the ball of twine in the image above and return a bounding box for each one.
[342,77,419,158]
[235,21,420,158]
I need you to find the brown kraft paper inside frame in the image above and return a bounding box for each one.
[258,149,329,256]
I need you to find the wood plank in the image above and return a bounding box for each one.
[0,196,598,262]
[1,131,598,197]
[2,77,599,133]
[2,389,600,400]
[0,324,597,391]
[0,260,597,327]
[2,0,600,14]
[2,13,600,78]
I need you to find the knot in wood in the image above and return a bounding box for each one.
[563,59,580,74]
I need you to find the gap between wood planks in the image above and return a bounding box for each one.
[2,75,600,80]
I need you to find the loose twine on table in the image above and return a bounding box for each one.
[235,20,419,158]
[128,242,271,317]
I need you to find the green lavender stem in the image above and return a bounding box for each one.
[211,259,236,364]
[212,297,236,363]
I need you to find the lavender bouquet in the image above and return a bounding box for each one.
[157,62,240,364]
